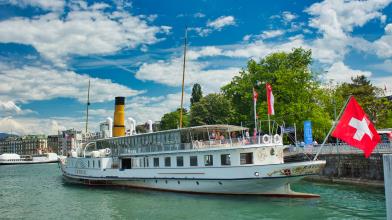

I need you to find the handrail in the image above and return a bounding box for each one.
[83,142,96,158]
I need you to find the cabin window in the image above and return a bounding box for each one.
[98,160,101,168]
[190,156,198,166]
[204,155,213,166]
[165,157,171,167]
[88,160,90,167]
[221,154,231,166]
[93,160,95,168]
[240,153,253,165]
[176,156,184,167]
[144,157,149,167]
[122,158,132,169]
[153,157,159,167]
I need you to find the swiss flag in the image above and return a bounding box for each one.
[266,83,274,115]
[331,97,380,158]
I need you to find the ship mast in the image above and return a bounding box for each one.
[179,28,187,128]
[85,79,91,133]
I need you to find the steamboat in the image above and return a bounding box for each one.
[60,97,326,197]
[0,153,58,165]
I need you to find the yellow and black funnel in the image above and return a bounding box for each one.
[113,96,125,137]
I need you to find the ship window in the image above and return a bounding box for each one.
[144,157,149,167]
[98,160,101,168]
[176,156,184,167]
[240,153,253,165]
[204,155,213,166]
[165,157,171,167]
[153,157,159,167]
[88,160,90,167]
[221,154,231,166]
[93,160,95,168]
[190,156,198,166]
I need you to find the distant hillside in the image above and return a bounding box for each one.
[0,133,18,139]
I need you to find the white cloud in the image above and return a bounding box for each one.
[0,3,168,66]
[325,62,372,83]
[260,30,285,39]
[282,11,297,23]
[207,16,235,30]
[0,63,143,103]
[0,116,78,135]
[194,12,205,18]
[372,76,392,96]
[370,59,392,73]
[8,0,65,11]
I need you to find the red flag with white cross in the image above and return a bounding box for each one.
[331,97,380,158]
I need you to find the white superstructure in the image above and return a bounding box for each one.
[60,125,326,197]
[0,153,59,165]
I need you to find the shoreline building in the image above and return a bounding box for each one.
[47,134,61,154]
[0,135,47,155]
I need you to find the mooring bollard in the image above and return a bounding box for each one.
[384,154,392,220]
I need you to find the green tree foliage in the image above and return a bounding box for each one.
[221,48,331,141]
[190,83,203,106]
[160,108,189,130]
[190,93,234,126]
[334,75,392,128]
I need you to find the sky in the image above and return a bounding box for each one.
[0,0,392,135]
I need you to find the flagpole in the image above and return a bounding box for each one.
[253,88,257,136]
[314,95,352,161]
[179,27,187,129]
[268,114,271,135]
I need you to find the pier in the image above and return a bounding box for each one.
[285,143,392,184]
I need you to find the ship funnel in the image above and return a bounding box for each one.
[113,97,125,137]
[147,120,153,133]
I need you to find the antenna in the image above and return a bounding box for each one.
[85,79,91,133]
[179,27,187,129]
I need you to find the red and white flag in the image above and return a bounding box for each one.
[253,87,258,102]
[266,83,274,115]
[331,97,380,158]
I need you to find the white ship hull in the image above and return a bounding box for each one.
[60,158,325,198]
[0,153,59,165]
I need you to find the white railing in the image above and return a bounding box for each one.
[285,143,392,156]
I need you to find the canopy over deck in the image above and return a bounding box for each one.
[184,124,248,133]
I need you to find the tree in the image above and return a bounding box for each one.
[334,75,392,128]
[160,108,189,130]
[190,93,234,126]
[190,83,203,106]
[221,48,331,141]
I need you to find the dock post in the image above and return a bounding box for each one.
[384,154,392,220]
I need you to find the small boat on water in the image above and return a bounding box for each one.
[59,97,326,198]
[0,153,59,165]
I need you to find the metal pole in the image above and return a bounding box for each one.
[179,28,187,129]
[85,79,90,133]
[384,154,392,220]
[268,114,271,135]
[253,89,257,136]
[314,95,352,161]
[294,123,297,147]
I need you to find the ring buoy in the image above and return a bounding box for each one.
[274,134,282,144]
[262,135,271,144]
[105,148,111,155]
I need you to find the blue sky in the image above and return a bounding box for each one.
[0,0,392,135]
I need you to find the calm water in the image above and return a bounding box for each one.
[0,164,386,220]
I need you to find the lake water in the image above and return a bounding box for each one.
[0,163,386,219]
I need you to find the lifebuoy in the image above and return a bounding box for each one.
[262,135,271,144]
[105,148,111,155]
[274,134,282,144]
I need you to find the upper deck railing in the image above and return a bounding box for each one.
[117,135,281,156]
